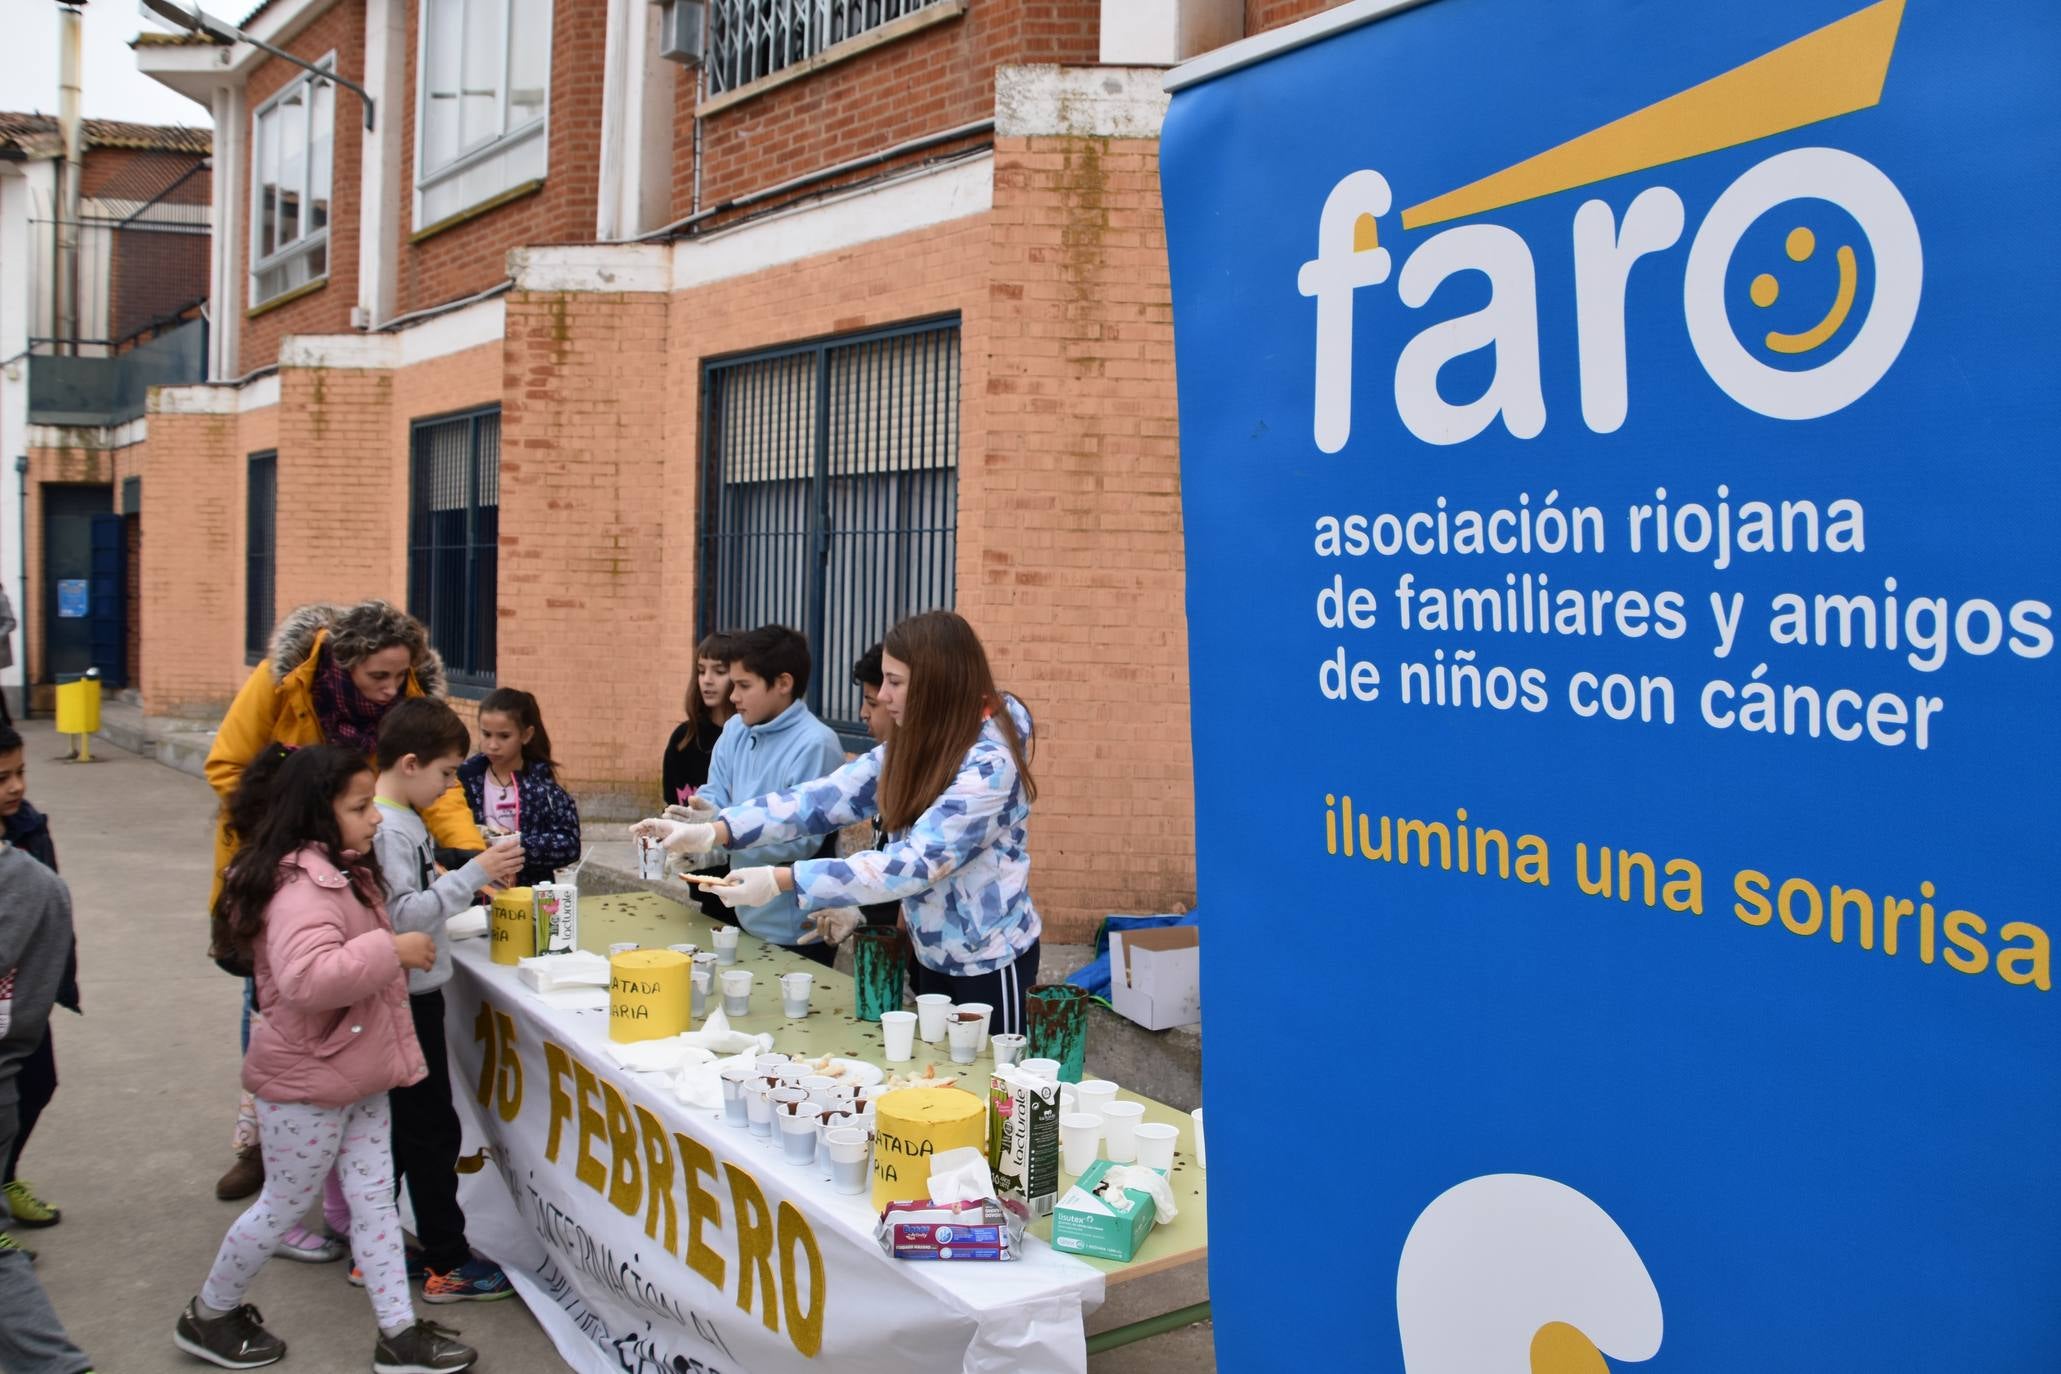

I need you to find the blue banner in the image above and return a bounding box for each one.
[1162,1,2058,1368]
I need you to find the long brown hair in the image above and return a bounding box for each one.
[680,630,741,750]
[212,745,385,968]
[876,611,1035,832]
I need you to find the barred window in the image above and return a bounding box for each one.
[245,453,277,662]
[408,408,500,689]
[706,0,954,96]
[700,317,959,742]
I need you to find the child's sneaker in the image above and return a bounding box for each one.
[2,1178,60,1227]
[422,1259,514,1304]
[0,1230,36,1264]
[372,1318,477,1373]
[172,1298,286,1369]
[275,1222,345,1263]
[347,1248,430,1287]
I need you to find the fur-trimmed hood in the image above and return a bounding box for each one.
[268,602,447,699]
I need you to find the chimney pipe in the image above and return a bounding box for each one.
[56,2,86,354]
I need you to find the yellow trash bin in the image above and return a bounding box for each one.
[55,675,102,736]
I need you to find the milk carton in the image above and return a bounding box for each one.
[988,1066,1061,1217]
[534,882,578,954]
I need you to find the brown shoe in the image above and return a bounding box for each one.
[215,1145,264,1201]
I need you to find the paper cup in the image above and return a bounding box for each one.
[1059,1112,1102,1176]
[779,1101,824,1165]
[956,1002,993,1054]
[1074,1079,1120,1117]
[990,1032,1027,1066]
[1192,1107,1205,1170]
[779,971,814,1019]
[1101,1101,1146,1164]
[719,1067,753,1127]
[720,968,753,1017]
[915,993,953,1043]
[712,925,741,966]
[825,1126,870,1194]
[1019,1058,1062,1084]
[608,941,640,956]
[880,1009,917,1062]
[1134,1121,1178,1172]
[945,1013,982,1065]
[667,943,699,957]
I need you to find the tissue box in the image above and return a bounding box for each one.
[1109,926,1200,1030]
[1051,1161,1159,1263]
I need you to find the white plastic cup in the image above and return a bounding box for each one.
[768,1086,807,1149]
[880,1010,917,1062]
[745,1080,775,1136]
[825,1127,870,1194]
[990,1032,1027,1066]
[713,925,741,966]
[721,968,753,1017]
[945,1013,982,1065]
[719,1067,753,1127]
[1134,1121,1178,1172]
[692,954,719,1016]
[1192,1107,1205,1170]
[1102,1101,1146,1164]
[667,942,698,957]
[608,941,639,955]
[1074,1079,1120,1117]
[773,1063,809,1086]
[956,1001,993,1054]
[915,993,953,1043]
[1019,1058,1062,1083]
[816,1108,854,1179]
[779,1101,823,1165]
[780,971,814,1019]
[754,1053,789,1073]
[1059,1112,1102,1176]
[800,1075,840,1106]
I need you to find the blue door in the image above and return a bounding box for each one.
[88,512,127,687]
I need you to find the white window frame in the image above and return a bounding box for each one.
[248,55,336,308]
[413,0,553,231]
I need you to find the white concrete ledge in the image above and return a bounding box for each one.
[239,373,280,412]
[26,418,150,449]
[509,244,673,294]
[278,334,403,370]
[996,65,1171,139]
[147,385,238,416]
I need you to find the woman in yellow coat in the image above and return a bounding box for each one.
[206,600,485,1206]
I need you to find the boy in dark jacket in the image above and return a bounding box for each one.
[0,724,74,1232]
[0,825,93,1371]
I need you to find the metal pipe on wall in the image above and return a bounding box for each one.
[56,2,85,355]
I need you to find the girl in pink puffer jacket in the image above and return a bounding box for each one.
[174,746,477,1373]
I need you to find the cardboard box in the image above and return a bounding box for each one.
[1109,926,1200,1030]
[1051,1161,1160,1263]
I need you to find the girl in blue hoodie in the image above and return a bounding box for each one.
[638,612,1042,1034]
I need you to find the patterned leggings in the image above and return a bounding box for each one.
[202,1095,414,1330]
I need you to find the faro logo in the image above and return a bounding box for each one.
[1299,0,1917,452]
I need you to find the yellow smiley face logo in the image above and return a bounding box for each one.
[1749,225,1858,355]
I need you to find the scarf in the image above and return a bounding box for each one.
[311,646,402,755]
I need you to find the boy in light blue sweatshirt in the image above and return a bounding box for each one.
[692,626,848,965]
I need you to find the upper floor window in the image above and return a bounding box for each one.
[707,0,954,96]
[250,61,334,306]
[416,0,552,230]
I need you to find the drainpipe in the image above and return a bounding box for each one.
[14,454,28,718]
[56,3,85,355]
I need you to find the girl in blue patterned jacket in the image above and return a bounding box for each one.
[458,688,582,888]
[637,611,1043,1033]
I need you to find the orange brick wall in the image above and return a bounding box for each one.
[273,366,397,613]
[394,0,607,315]
[978,135,1194,934]
[673,0,1099,216]
[1245,0,1350,32]
[239,0,368,371]
[135,411,246,715]
[493,290,675,810]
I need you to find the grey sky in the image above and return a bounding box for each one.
[1,1,247,129]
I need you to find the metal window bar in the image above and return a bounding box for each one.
[408,408,501,686]
[245,453,278,659]
[699,317,959,741]
[705,0,950,95]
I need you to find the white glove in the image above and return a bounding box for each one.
[665,797,721,825]
[710,865,781,910]
[797,908,864,946]
[632,817,719,855]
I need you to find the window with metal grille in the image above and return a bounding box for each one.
[408,408,500,690]
[699,317,959,742]
[706,0,953,96]
[245,453,277,663]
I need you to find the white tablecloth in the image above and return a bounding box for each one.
[445,941,1105,1373]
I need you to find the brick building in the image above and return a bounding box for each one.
[75,0,1362,938]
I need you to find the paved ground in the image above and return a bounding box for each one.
[13,718,1211,1372]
